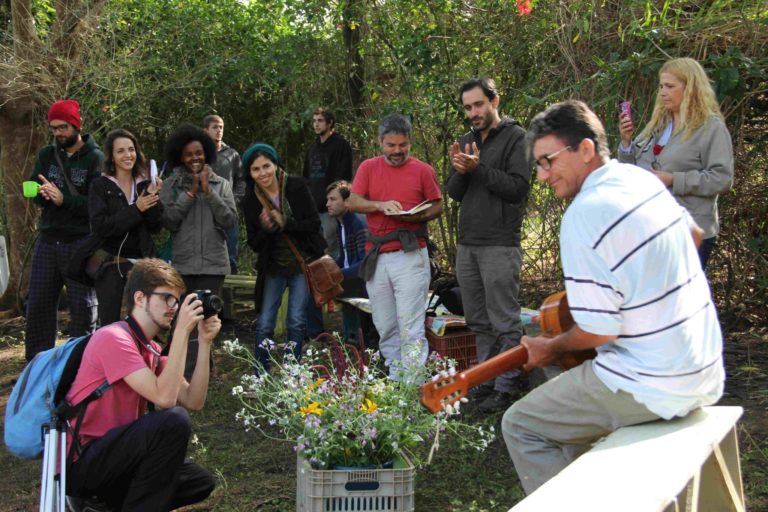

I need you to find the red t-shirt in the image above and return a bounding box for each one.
[65,321,167,456]
[351,156,442,253]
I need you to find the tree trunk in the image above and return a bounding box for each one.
[0,99,44,312]
[0,0,106,312]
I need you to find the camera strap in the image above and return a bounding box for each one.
[119,316,162,372]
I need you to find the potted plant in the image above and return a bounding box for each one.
[223,337,495,509]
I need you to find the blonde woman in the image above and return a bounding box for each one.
[618,57,734,269]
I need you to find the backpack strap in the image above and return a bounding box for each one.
[62,319,157,461]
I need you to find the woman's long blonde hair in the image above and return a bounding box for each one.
[638,57,723,143]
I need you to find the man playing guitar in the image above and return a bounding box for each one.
[503,101,724,495]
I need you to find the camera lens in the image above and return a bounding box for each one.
[192,289,223,318]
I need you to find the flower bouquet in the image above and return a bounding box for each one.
[224,337,494,470]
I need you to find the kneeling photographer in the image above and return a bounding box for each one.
[65,258,220,511]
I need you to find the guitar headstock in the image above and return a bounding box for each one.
[420,371,470,413]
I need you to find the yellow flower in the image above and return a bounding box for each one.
[299,402,323,417]
[309,378,326,391]
[360,399,378,414]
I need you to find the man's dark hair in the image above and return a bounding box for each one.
[164,124,218,168]
[527,100,610,162]
[102,128,148,178]
[313,107,335,129]
[459,78,498,104]
[326,180,351,200]
[203,114,223,129]
[123,258,185,312]
[378,114,412,140]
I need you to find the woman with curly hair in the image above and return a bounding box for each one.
[241,143,326,371]
[160,124,237,375]
[89,128,163,325]
[618,57,734,269]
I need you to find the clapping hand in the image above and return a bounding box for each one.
[450,142,480,174]
[259,208,282,232]
[199,165,211,194]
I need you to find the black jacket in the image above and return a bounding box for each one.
[242,175,326,310]
[88,176,163,258]
[30,135,104,242]
[302,132,353,213]
[445,117,531,246]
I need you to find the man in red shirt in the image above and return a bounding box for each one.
[65,258,220,511]
[348,114,442,382]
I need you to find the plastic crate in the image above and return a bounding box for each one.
[426,328,477,372]
[297,456,415,512]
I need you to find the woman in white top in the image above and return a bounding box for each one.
[618,57,734,269]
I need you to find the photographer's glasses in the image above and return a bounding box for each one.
[149,292,180,309]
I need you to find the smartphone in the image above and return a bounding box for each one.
[150,159,158,187]
[619,100,632,122]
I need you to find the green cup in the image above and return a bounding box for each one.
[23,181,41,198]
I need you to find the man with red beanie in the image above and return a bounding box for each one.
[24,99,103,361]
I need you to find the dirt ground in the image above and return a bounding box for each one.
[0,311,766,511]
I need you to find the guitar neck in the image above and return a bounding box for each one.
[460,345,528,388]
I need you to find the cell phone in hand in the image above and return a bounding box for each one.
[619,100,632,122]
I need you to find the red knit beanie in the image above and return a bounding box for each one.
[47,100,81,130]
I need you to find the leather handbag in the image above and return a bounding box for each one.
[305,254,344,306]
[284,236,344,307]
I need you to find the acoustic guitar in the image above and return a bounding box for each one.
[419,291,596,413]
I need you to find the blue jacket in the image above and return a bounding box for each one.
[334,211,368,279]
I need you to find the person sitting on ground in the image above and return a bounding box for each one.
[240,143,326,370]
[325,180,369,342]
[65,258,219,511]
[503,100,724,495]
[618,57,734,269]
[88,129,163,325]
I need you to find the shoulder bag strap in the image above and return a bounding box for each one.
[52,148,80,196]
[252,183,309,271]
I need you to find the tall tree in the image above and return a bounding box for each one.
[0,0,106,311]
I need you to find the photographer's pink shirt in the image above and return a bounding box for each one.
[65,322,167,458]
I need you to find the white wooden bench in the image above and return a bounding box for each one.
[509,406,745,512]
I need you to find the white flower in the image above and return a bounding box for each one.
[232,385,243,396]
[222,338,244,354]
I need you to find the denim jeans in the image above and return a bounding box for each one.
[698,236,716,271]
[255,271,309,369]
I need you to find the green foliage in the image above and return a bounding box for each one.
[31,0,768,324]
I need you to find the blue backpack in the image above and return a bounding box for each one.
[4,335,110,459]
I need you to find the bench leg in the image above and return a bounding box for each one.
[697,426,744,512]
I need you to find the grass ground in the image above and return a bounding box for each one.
[1,312,766,511]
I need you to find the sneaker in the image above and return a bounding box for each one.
[466,384,494,403]
[477,390,515,413]
[66,495,112,512]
